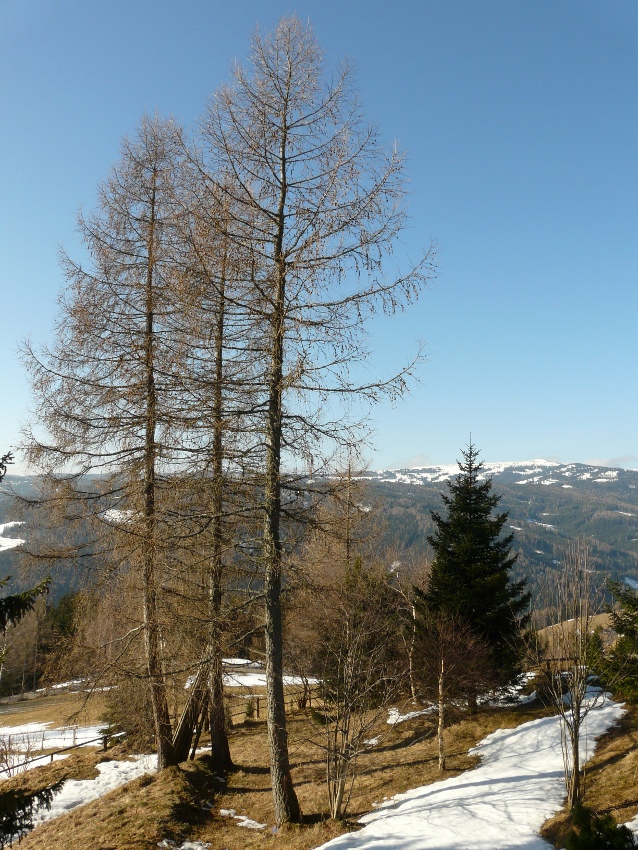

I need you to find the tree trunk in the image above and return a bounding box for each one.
[208,254,233,772]
[438,657,446,771]
[408,603,417,701]
[262,135,301,825]
[209,647,232,770]
[143,173,175,769]
[468,687,478,714]
[569,720,581,809]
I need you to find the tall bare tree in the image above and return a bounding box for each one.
[169,176,260,769]
[200,16,434,823]
[22,115,187,769]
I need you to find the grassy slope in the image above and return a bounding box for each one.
[3,690,638,849]
[0,692,549,850]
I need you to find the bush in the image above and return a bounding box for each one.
[565,803,637,850]
[101,676,155,751]
[0,781,64,847]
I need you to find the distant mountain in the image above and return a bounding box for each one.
[364,459,638,491]
[361,461,638,619]
[3,463,638,616]
[0,476,81,597]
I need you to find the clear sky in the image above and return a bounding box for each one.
[2,0,637,473]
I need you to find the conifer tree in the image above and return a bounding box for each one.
[422,443,530,683]
[21,116,187,768]
[605,580,638,702]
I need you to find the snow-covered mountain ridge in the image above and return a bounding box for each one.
[364,459,635,490]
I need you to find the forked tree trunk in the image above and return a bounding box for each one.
[172,655,209,762]
[170,236,233,768]
[328,761,347,820]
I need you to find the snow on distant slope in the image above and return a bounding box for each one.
[363,459,634,490]
[365,459,560,486]
[0,521,24,551]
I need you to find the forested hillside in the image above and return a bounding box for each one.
[3,459,638,617]
[363,461,638,618]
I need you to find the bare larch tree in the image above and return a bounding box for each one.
[22,115,187,769]
[199,16,434,823]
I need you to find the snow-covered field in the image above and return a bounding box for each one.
[0,721,108,779]
[223,670,314,687]
[0,721,104,753]
[184,657,319,689]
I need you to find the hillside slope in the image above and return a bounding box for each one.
[3,462,638,609]
[362,461,638,612]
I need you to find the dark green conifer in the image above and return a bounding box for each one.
[605,581,638,702]
[565,803,637,850]
[423,442,530,681]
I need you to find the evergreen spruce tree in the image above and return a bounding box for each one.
[605,581,638,702]
[422,443,530,683]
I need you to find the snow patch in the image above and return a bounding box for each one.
[33,754,157,827]
[0,521,25,551]
[223,671,317,687]
[102,509,134,524]
[387,706,434,725]
[0,753,69,778]
[219,808,266,829]
[315,698,624,850]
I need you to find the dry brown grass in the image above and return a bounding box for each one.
[17,766,202,850]
[9,680,638,848]
[0,691,560,850]
[0,690,107,729]
[540,703,638,848]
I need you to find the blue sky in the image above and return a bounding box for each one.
[1,0,637,472]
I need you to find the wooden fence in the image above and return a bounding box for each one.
[224,686,318,726]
